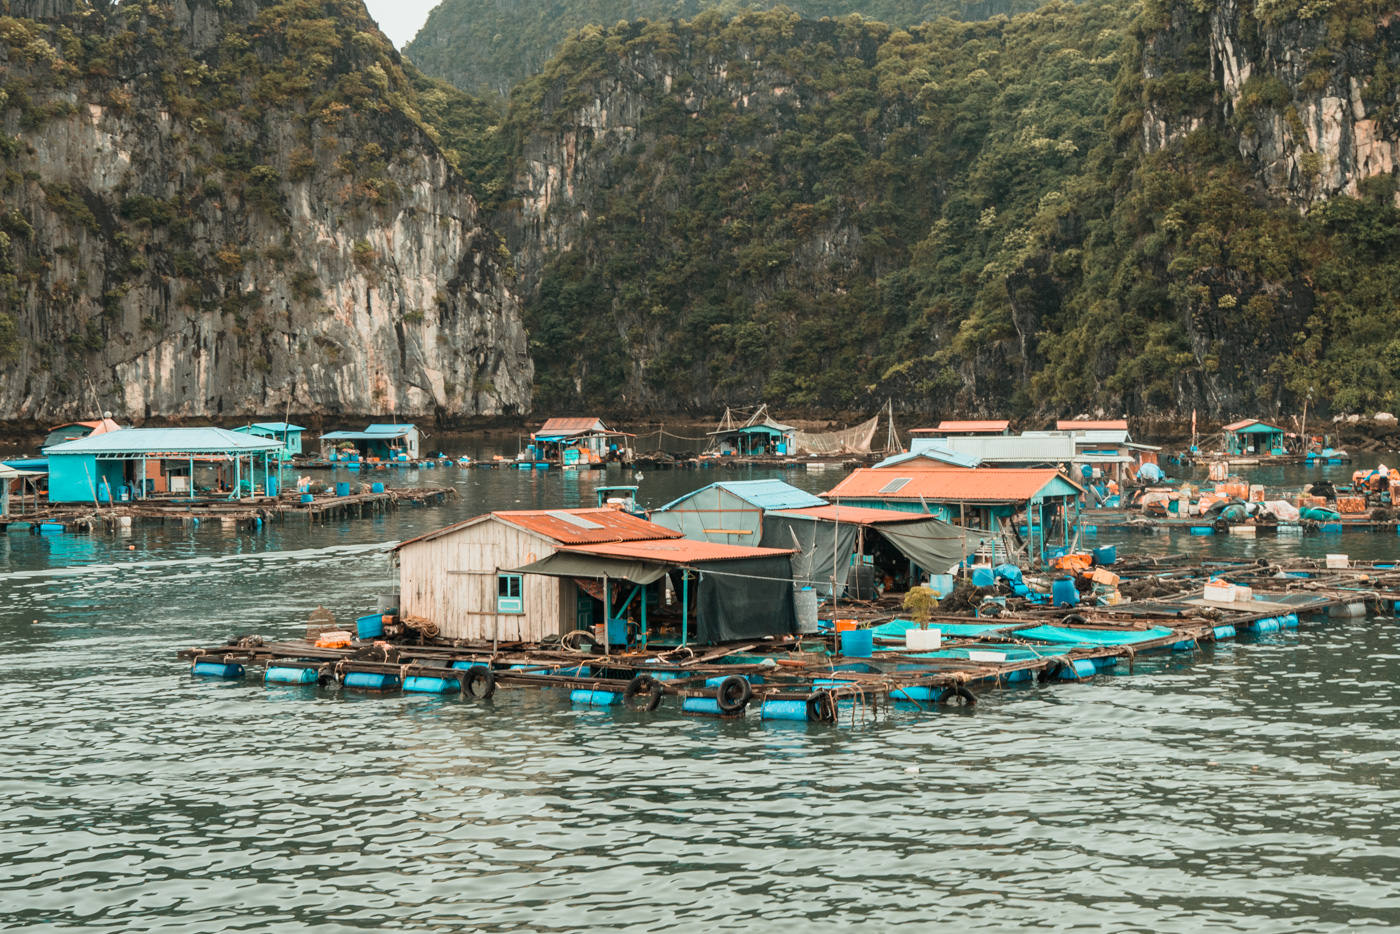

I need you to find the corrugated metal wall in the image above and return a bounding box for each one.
[397,521,572,641]
[651,487,762,544]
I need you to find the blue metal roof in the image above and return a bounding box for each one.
[876,442,982,469]
[3,458,47,472]
[322,428,414,441]
[656,479,826,513]
[365,423,416,434]
[43,427,283,455]
[242,422,305,433]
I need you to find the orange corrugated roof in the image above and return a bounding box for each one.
[537,416,605,434]
[1057,419,1128,431]
[1222,419,1279,432]
[564,539,794,563]
[821,467,1080,502]
[932,420,1010,432]
[394,508,679,551]
[769,504,932,525]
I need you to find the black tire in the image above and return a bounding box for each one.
[561,629,599,651]
[1061,613,1088,626]
[981,602,1004,618]
[938,686,977,706]
[806,691,836,722]
[463,664,496,699]
[623,674,664,711]
[715,675,752,713]
[1037,661,1063,684]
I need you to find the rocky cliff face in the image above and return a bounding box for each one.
[0,0,531,423]
[1143,0,1400,207]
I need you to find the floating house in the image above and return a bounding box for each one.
[650,479,982,596]
[43,417,121,449]
[1027,424,1160,483]
[319,423,420,461]
[1222,419,1287,456]
[706,412,797,457]
[234,422,305,458]
[43,427,283,503]
[872,439,982,469]
[392,508,796,645]
[909,420,1011,437]
[936,433,1079,467]
[528,417,634,467]
[822,467,1084,565]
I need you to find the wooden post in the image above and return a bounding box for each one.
[681,570,689,645]
[603,573,610,656]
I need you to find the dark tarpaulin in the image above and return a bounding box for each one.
[507,551,669,585]
[760,514,859,598]
[695,555,796,643]
[874,516,985,574]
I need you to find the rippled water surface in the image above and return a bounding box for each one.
[2,459,1399,930]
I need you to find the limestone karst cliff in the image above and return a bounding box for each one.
[0,0,532,422]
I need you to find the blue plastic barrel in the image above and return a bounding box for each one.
[356,613,384,639]
[335,481,351,497]
[839,629,874,657]
[971,566,995,587]
[682,696,728,716]
[1170,639,1195,651]
[404,675,460,693]
[1093,545,1116,566]
[704,674,762,686]
[1249,617,1281,633]
[760,698,812,721]
[1190,526,1214,535]
[570,689,619,706]
[1213,624,1236,640]
[6,522,29,533]
[39,523,64,534]
[371,482,385,493]
[344,672,399,691]
[1321,522,1343,533]
[1051,577,1079,607]
[1279,613,1299,629]
[266,666,318,684]
[192,661,244,678]
[890,685,938,703]
[1058,658,1097,680]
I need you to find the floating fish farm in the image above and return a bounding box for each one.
[178,562,1392,726]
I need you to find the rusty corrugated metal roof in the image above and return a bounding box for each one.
[393,508,680,551]
[564,539,794,563]
[909,420,1011,433]
[1222,419,1281,432]
[821,467,1081,502]
[768,504,931,525]
[1056,419,1128,431]
[536,417,606,435]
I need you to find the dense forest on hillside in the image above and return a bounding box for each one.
[404,0,1046,96]
[405,0,1400,417]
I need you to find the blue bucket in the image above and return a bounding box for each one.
[1093,545,1116,566]
[371,482,385,493]
[335,481,351,497]
[1051,577,1079,607]
[356,613,384,639]
[839,628,874,657]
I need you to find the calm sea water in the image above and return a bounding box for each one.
[2,456,1398,931]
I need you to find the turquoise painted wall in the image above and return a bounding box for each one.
[48,455,124,503]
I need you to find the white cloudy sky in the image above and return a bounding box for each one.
[363,0,438,48]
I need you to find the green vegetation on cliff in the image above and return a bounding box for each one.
[472,0,1400,416]
[404,0,1046,97]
